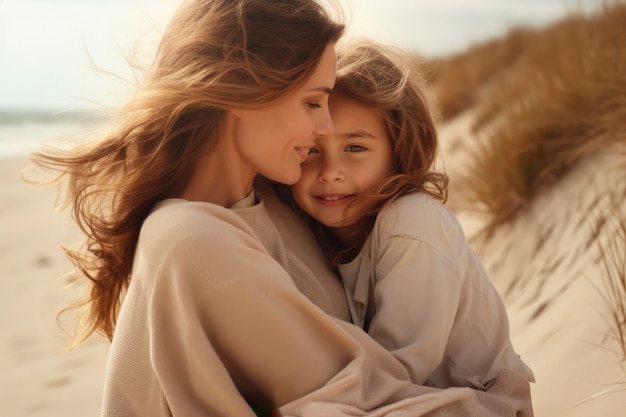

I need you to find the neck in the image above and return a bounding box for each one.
[331,215,374,259]
[174,114,255,207]
[331,225,355,248]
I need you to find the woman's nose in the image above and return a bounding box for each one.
[314,109,335,137]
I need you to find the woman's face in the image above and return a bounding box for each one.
[292,93,394,228]
[231,43,337,185]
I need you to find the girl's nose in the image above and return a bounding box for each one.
[318,155,345,183]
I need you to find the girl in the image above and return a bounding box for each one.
[290,39,535,390]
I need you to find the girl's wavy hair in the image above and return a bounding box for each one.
[276,39,448,264]
[29,0,344,345]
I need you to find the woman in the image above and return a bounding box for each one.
[31,0,532,415]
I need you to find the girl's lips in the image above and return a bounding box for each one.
[314,193,354,207]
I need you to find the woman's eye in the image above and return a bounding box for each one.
[308,147,320,154]
[307,102,321,109]
[346,145,367,152]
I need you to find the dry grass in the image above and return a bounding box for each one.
[596,194,626,367]
[422,28,535,121]
[425,1,626,396]
[429,2,626,234]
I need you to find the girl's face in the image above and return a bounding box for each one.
[292,93,394,228]
[231,44,337,185]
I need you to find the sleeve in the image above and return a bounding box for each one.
[146,211,359,414]
[365,196,534,390]
[367,232,464,386]
[142,204,533,417]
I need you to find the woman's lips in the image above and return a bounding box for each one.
[295,147,312,161]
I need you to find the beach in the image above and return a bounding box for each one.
[0,154,108,416]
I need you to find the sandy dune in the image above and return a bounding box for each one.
[439,111,626,417]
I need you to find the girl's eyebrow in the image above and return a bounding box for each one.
[343,130,377,139]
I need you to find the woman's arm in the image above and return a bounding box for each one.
[118,200,531,416]
[138,201,358,413]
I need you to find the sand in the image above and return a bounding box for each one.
[439,112,626,417]
[0,155,108,416]
[474,149,626,417]
[2,125,626,415]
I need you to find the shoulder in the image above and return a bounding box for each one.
[147,198,255,234]
[372,193,470,261]
[134,198,293,296]
[140,199,263,258]
[387,192,443,215]
[377,193,463,238]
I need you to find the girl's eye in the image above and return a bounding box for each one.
[308,147,320,154]
[307,102,321,109]
[346,145,367,152]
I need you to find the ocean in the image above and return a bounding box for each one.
[0,111,110,158]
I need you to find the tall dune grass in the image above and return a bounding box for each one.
[427,0,626,392]
[432,2,626,234]
[596,192,626,367]
[430,0,626,378]
[423,28,535,121]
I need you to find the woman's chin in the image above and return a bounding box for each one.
[268,168,302,186]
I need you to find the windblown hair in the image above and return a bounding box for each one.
[29,0,344,345]
[279,39,448,264]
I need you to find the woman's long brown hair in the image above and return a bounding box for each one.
[29,0,344,345]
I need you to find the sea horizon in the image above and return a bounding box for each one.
[0,108,112,158]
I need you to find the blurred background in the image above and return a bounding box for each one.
[0,0,605,112]
[0,0,606,156]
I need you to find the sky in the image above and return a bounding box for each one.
[0,0,606,112]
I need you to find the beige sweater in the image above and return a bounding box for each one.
[101,184,533,416]
[338,193,534,388]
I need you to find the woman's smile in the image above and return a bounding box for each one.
[295,146,315,162]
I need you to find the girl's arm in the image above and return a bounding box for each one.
[363,194,533,389]
[368,233,463,385]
